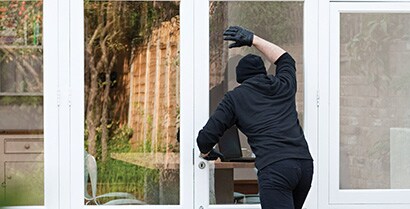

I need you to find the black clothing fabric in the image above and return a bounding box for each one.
[197,52,312,170]
[236,54,267,83]
[258,159,313,209]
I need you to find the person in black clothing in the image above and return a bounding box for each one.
[196,26,313,209]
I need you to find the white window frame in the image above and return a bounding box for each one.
[194,0,319,209]
[326,2,410,207]
[69,0,194,208]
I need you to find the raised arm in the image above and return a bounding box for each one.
[252,35,286,64]
[223,26,286,64]
[223,26,297,91]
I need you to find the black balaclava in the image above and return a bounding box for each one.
[236,54,266,83]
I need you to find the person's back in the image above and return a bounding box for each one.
[227,55,312,169]
[197,26,314,209]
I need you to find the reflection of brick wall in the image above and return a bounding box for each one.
[129,17,180,152]
[340,42,410,189]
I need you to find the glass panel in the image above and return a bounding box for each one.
[0,0,44,206]
[84,1,180,205]
[209,1,304,204]
[340,13,410,189]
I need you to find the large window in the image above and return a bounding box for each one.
[83,1,180,205]
[339,13,410,190]
[209,0,304,204]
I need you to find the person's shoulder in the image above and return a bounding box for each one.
[224,86,244,99]
[230,84,248,93]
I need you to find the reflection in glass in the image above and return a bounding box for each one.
[0,0,44,206]
[340,14,410,189]
[84,1,180,205]
[209,1,304,204]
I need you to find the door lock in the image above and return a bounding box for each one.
[198,161,206,169]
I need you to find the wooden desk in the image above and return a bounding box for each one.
[212,160,255,204]
[111,152,255,204]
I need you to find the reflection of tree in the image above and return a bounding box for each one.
[209,2,228,88]
[0,48,42,93]
[340,14,410,189]
[343,14,410,87]
[0,1,43,95]
[226,2,303,45]
[0,1,43,45]
[209,2,303,88]
[84,1,179,161]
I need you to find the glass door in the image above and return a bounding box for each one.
[0,0,59,208]
[70,0,194,208]
[327,2,410,207]
[194,0,318,208]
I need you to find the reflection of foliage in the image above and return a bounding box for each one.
[0,164,44,206]
[0,48,43,93]
[210,1,303,45]
[96,158,159,202]
[110,126,133,153]
[0,1,43,45]
[85,124,134,162]
[343,14,410,87]
[83,2,180,201]
[85,125,159,202]
[0,95,42,105]
[209,2,303,87]
[84,1,179,161]
[230,2,303,45]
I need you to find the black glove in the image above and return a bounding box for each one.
[223,26,254,48]
[202,149,224,161]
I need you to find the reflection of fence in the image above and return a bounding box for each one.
[129,17,180,152]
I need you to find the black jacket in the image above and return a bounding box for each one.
[197,53,312,170]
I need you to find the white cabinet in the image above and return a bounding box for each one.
[0,134,43,205]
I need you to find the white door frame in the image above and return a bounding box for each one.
[318,1,410,208]
[193,0,319,209]
[69,0,194,208]
[193,0,210,208]
[44,0,60,208]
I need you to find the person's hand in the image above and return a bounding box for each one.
[200,149,224,161]
[223,26,254,48]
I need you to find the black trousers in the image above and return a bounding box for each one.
[257,159,313,209]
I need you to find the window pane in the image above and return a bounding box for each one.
[84,1,180,205]
[340,13,410,189]
[0,0,44,206]
[209,1,304,204]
